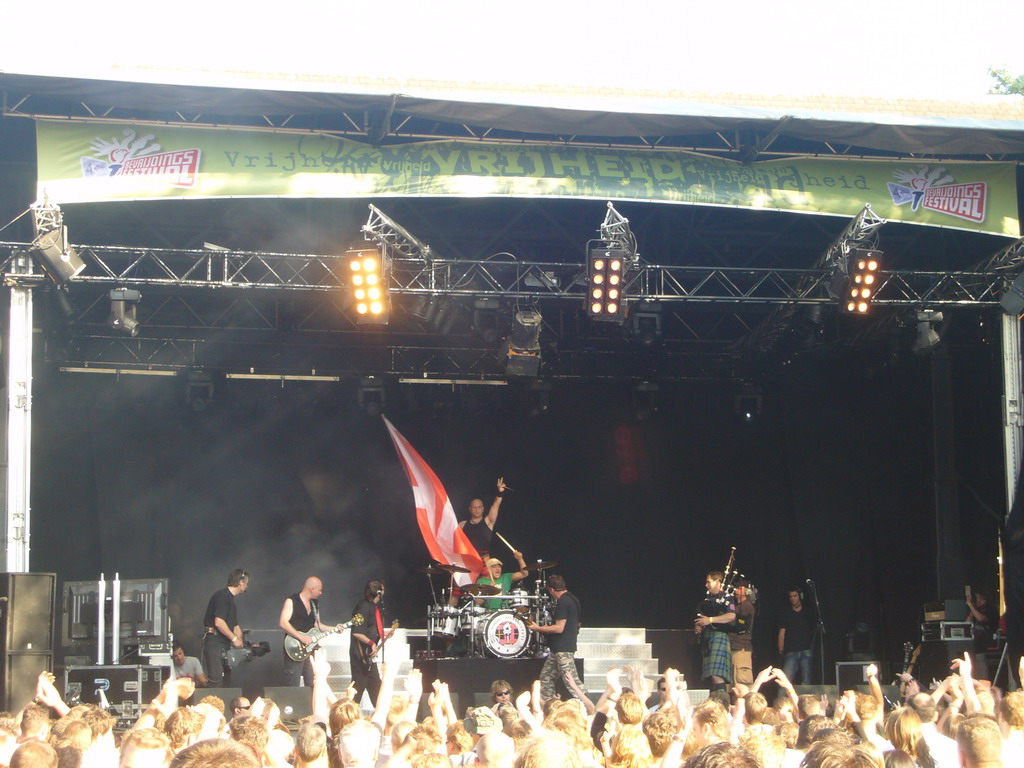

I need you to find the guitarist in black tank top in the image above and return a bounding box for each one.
[280,576,343,686]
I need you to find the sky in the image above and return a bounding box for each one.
[4,1,1024,100]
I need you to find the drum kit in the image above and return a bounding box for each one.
[419,559,558,658]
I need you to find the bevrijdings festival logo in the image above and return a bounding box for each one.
[80,128,201,188]
[887,165,987,224]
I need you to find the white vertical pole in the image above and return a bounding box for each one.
[5,255,35,573]
[112,573,121,665]
[97,574,106,666]
[1003,314,1023,518]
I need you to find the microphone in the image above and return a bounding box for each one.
[806,579,814,585]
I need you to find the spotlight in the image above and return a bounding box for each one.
[629,302,662,347]
[472,298,501,344]
[912,310,944,356]
[528,380,552,418]
[29,201,85,284]
[504,310,542,377]
[734,387,763,422]
[346,248,390,324]
[107,288,141,336]
[633,381,658,420]
[359,376,386,415]
[184,368,214,412]
[587,245,628,322]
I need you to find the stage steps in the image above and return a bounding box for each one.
[314,626,660,702]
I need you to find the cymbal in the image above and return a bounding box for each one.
[418,563,470,575]
[524,560,558,572]
[462,583,501,596]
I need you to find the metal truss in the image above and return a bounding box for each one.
[3,240,1004,306]
[598,202,639,263]
[51,332,743,382]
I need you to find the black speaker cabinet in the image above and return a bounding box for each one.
[0,573,56,652]
[0,573,56,710]
[2,652,53,711]
[916,640,973,684]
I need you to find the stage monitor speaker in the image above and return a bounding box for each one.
[198,687,244,709]
[263,686,312,721]
[836,660,880,690]
[795,685,840,700]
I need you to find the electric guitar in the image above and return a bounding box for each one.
[285,614,364,662]
[359,620,399,672]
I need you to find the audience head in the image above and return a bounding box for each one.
[292,724,327,765]
[513,734,581,768]
[11,742,58,768]
[169,738,259,768]
[337,720,380,768]
[955,715,1002,768]
[119,728,173,768]
[475,732,514,768]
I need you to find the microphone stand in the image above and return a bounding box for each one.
[807,580,826,684]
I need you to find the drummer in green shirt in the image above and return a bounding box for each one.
[476,552,529,611]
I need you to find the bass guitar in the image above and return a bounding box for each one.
[285,614,364,662]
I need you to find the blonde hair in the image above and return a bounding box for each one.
[608,725,653,768]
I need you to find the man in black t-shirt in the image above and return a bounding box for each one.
[202,568,250,685]
[778,587,815,684]
[527,575,586,703]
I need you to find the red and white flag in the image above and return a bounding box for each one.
[382,416,483,583]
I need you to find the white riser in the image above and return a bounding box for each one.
[578,628,648,644]
[576,643,653,659]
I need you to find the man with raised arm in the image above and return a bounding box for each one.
[458,477,506,557]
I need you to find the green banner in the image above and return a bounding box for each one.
[35,120,1020,236]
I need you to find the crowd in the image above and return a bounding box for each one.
[1,648,1021,768]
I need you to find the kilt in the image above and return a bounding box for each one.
[702,629,733,682]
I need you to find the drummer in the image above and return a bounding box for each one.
[476,552,529,611]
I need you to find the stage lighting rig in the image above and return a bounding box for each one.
[587,203,639,323]
[823,205,885,315]
[346,247,390,324]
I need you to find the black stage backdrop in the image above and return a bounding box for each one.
[29,340,1006,682]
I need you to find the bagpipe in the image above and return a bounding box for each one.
[697,547,759,633]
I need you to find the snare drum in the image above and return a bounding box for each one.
[482,609,531,658]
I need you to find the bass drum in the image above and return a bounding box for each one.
[482,609,531,658]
